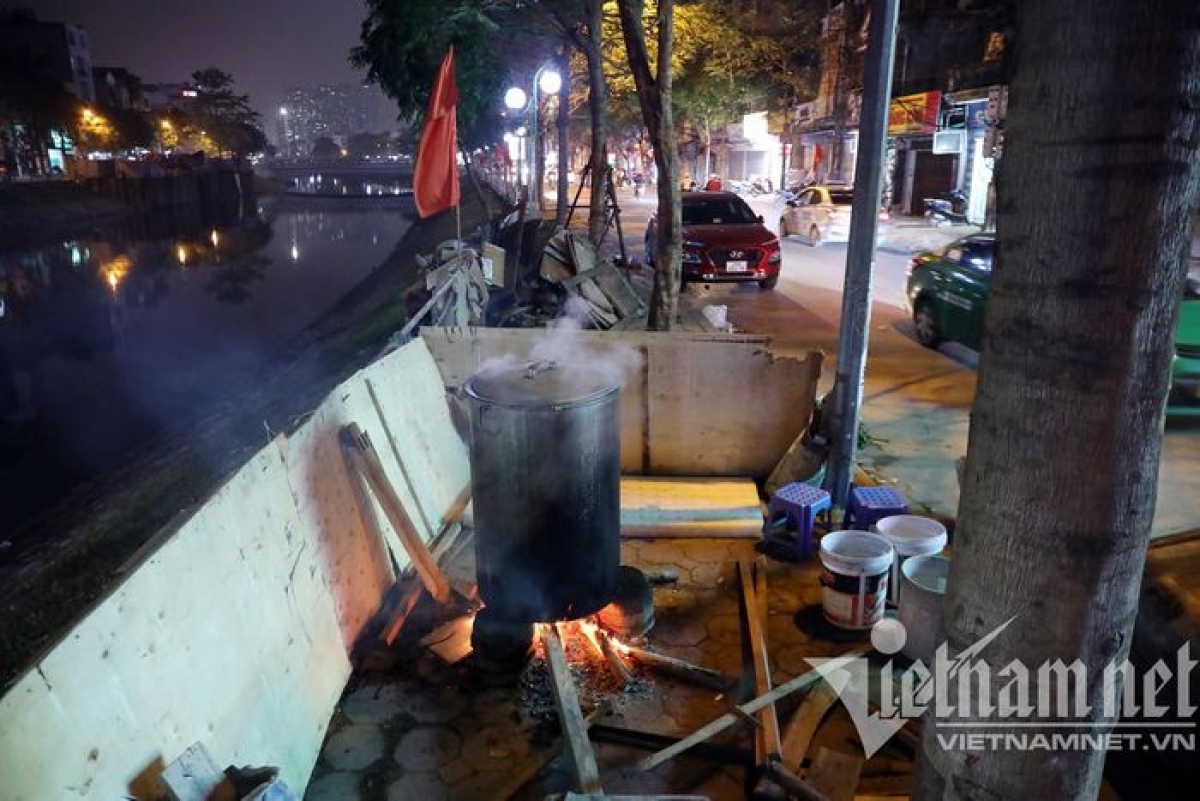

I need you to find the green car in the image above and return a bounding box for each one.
[904,234,1200,417]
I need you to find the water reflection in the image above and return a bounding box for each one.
[0,201,409,533]
[286,174,412,197]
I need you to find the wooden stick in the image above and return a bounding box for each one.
[579,623,634,687]
[780,679,843,769]
[754,677,845,801]
[614,640,732,691]
[543,623,604,794]
[340,424,452,604]
[739,560,782,762]
[637,649,867,772]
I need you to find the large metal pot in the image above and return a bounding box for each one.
[465,359,621,624]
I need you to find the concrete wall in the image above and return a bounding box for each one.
[0,340,468,800]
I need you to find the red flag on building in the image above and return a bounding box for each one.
[414,47,460,218]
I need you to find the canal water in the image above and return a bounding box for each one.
[0,192,411,535]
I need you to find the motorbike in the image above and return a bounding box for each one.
[923,190,969,225]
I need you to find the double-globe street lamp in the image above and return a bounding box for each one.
[504,65,563,212]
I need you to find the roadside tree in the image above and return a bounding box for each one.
[913,0,1200,797]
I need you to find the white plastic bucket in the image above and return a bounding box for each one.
[874,515,948,605]
[818,531,895,630]
[898,555,951,662]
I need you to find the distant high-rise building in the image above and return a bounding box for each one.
[277,83,393,157]
[0,8,95,103]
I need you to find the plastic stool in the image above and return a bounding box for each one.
[842,486,909,530]
[763,482,832,558]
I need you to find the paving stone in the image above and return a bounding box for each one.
[654,587,698,614]
[393,726,462,771]
[652,615,707,647]
[466,687,521,726]
[397,687,469,723]
[322,724,385,772]
[689,562,726,585]
[386,770,451,801]
[705,612,743,645]
[305,771,362,800]
[341,684,404,724]
[637,541,686,565]
[461,723,534,766]
[663,688,725,731]
[680,540,733,563]
[774,643,820,678]
[685,764,747,799]
[450,768,512,800]
[437,756,475,786]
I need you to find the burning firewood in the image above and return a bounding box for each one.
[577,621,635,687]
[591,626,731,692]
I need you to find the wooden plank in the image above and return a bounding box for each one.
[340,424,452,604]
[417,328,816,478]
[638,649,868,771]
[543,623,604,794]
[779,680,844,770]
[806,747,864,801]
[646,340,822,477]
[621,477,763,538]
[739,561,781,763]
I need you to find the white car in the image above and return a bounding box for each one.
[779,185,854,245]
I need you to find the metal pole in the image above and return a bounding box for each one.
[531,69,541,213]
[826,0,900,508]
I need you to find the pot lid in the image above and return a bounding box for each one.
[465,359,620,408]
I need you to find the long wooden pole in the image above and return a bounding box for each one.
[340,424,451,604]
[637,649,866,771]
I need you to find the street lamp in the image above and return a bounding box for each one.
[505,65,563,211]
[278,107,291,158]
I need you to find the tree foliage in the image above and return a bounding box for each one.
[353,0,519,150]
[184,69,267,156]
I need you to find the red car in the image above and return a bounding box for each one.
[644,191,782,290]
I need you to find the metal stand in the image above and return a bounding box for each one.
[565,164,628,266]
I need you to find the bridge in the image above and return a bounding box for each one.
[257,158,414,182]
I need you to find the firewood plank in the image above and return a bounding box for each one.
[544,623,604,794]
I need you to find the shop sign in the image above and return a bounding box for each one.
[888,91,941,135]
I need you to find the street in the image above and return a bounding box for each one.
[613,189,1200,536]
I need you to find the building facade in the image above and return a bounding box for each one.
[0,8,95,103]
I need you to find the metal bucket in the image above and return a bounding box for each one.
[465,360,621,624]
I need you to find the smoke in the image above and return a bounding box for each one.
[472,321,644,404]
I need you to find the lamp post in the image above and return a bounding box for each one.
[278,107,290,158]
[505,66,563,212]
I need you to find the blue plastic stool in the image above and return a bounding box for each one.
[842,486,909,530]
[763,482,832,558]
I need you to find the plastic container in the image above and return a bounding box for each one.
[874,515,948,605]
[898,554,951,662]
[818,531,895,630]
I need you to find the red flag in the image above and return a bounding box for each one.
[814,144,825,168]
[414,47,460,218]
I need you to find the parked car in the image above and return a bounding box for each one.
[645,191,782,290]
[779,185,854,245]
[904,234,1200,415]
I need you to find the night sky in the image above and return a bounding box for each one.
[27,0,390,122]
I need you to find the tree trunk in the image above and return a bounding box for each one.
[583,0,609,246]
[617,0,681,330]
[914,2,1200,799]
[556,47,571,227]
